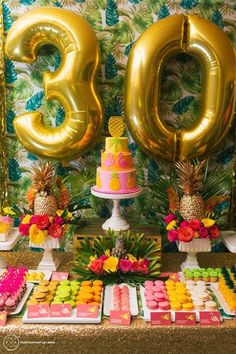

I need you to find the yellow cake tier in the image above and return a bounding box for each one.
[101,151,132,171]
[105,137,129,153]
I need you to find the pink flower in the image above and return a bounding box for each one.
[35,215,50,230]
[30,215,38,224]
[198,226,209,238]
[99,255,109,261]
[189,219,201,231]
[19,223,30,236]
[48,223,63,238]
[180,220,189,227]
[53,216,64,225]
[167,229,178,242]
[164,214,176,224]
[209,225,220,239]
[119,259,132,272]
[177,226,194,242]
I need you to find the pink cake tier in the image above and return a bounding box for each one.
[95,167,138,194]
[101,151,132,171]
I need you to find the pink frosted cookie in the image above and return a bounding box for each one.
[145,294,156,302]
[144,290,154,297]
[146,301,158,310]
[120,285,129,294]
[158,301,170,310]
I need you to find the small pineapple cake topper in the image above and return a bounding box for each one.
[108,116,124,137]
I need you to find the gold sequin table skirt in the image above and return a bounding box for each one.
[0,251,235,354]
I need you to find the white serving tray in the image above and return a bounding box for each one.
[26,270,52,283]
[0,228,20,250]
[140,285,221,323]
[9,283,34,315]
[210,283,234,316]
[22,303,103,324]
[103,283,138,317]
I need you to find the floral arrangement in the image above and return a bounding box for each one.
[164,213,220,243]
[18,211,72,245]
[3,206,82,246]
[72,230,161,285]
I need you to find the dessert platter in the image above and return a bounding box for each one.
[104,284,138,316]
[140,278,222,322]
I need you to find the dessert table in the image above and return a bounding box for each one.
[0,251,235,354]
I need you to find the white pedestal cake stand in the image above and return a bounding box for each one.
[91,187,142,231]
[221,230,236,253]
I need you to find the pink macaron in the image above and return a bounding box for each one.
[154,292,166,302]
[158,301,170,310]
[145,294,156,302]
[146,301,158,310]
[144,290,154,297]
[154,280,164,287]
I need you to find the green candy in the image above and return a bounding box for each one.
[64,300,76,308]
[51,300,63,304]
[60,280,70,286]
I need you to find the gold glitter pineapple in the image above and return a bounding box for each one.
[175,160,205,220]
[108,116,124,137]
[32,161,58,216]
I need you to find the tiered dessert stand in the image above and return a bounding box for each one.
[91,187,142,231]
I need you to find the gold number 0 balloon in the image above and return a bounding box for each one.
[125,15,236,161]
[5,8,103,160]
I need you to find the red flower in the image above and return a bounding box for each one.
[132,259,149,273]
[19,223,30,236]
[164,214,176,224]
[36,215,50,230]
[209,225,220,239]
[89,259,104,275]
[48,223,63,238]
[198,227,209,238]
[177,226,194,242]
[53,216,64,225]
[167,230,178,242]
[189,219,201,231]
[99,255,109,261]
[119,259,132,272]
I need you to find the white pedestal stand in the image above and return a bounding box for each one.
[29,236,62,271]
[221,230,236,253]
[91,187,142,231]
[0,228,20,268]
[177,239,211,271]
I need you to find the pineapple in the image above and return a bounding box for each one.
[56,177,70,210]
[127,172,136,189]
[110,173,120,191]
[175,160,205,220]
[111,234,127,259]
[31,162,58,216]
[108,116,124,137]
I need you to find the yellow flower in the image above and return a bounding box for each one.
[22,214,31,224]
[56,210,64,217]
[194,232,199,238]
[127,254,137,263]
[166,220,177,231]
[3,207,15,216]
[49,217,54,223]
[103,256,118,273]
[202,218,215,227]
[29,224,47,245]
[88,255,97,267]
[105,249,111,257]
[65,212,72,220]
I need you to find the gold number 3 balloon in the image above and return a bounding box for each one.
[5,8,103,160]
[125,15,236,161]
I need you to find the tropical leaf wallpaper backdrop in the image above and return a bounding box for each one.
[2,0,236,251]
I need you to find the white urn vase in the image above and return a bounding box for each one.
[29,235,62,271]
[177,239,211,271]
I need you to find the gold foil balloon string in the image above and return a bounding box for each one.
[0,6,8,209]
[5,7,103,161]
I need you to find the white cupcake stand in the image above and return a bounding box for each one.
[91,187,142,231]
